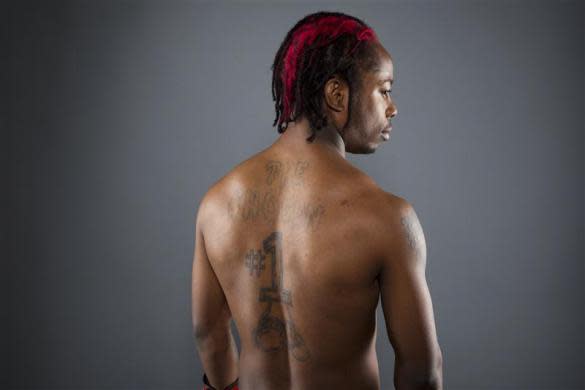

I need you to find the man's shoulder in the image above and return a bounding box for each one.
[195,153,265,223]
[356,181,411,219]
[350,186,418,250]
[378,190,413,218]
[337,163,412,213]
[195,177,234,230]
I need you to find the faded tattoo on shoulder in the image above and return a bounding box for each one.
[244,231,311,362]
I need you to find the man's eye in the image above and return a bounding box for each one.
[382,89,392,97]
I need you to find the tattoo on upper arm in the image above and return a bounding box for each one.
[400,209,425,254]
[246,231,311,362]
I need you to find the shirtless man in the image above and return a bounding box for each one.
[191,11,443,390]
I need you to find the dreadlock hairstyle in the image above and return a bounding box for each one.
[271,11,379,142]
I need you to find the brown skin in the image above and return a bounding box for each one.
[192,41,443,389]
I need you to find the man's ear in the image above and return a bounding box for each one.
[323,75,348,113]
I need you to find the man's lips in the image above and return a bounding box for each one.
[380,125,392,141]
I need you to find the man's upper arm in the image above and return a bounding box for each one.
[378,197,442,382]
[191,198,231,342]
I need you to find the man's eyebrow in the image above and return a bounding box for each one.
[378,77,394,85]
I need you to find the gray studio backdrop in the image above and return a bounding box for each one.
[5,1,584,389]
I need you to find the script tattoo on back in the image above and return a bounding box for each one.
[226,159,325,231]
[265,159,310,186]
[247,231,311,362]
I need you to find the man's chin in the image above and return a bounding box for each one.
[345,143,380,154]
[346,144,377,155]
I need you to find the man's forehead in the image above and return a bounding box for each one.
[368,43,394,82]
[376,67,394,83]
[370,64,394,86]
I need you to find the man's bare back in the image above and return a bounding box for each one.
[192,12,442,390]
[194,134,441,389]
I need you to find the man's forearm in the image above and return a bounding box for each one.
[195,328,239,389]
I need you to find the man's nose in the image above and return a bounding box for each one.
[387,103,397,119]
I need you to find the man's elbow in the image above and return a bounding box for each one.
[193,322,231,351]
[427,350,443,389]
[414,364,443,390]
[395,351,443,390]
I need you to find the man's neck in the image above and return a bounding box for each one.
[274,116,347,159]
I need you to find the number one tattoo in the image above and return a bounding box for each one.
[248,231,311,362]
